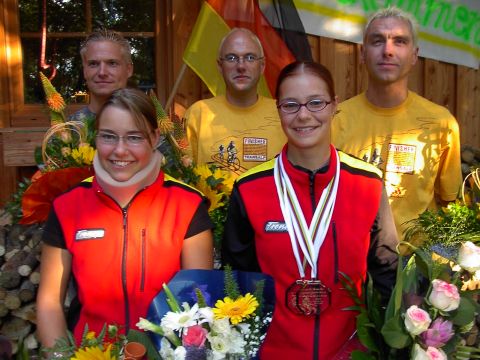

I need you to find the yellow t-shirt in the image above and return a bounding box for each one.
[332,91,462,241]
[184,95,286,178]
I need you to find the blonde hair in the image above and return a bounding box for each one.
[364,6,419,46]
[80,29,132,64]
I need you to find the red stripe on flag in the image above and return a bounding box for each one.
[208,0,295,97]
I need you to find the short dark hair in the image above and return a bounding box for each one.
[96,88,158,146]
[275,61,336,100]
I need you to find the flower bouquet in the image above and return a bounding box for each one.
[136,268,275,359]
[344,240,480,360]
[40,323,127,359]
[16,72,96,224]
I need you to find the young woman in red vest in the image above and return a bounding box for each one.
[223,61,398,359]
[37,88,213,347]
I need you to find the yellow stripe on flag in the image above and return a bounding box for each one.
[183,2,272,98]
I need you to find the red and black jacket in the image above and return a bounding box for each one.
[222,145,398,359]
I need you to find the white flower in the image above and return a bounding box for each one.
[404,305,431,335]
[228,328,247,354]
[237,322,250,334]
[161,303,200,334]
[198,306,214,324]
[160,338,175,360]
[412,343,448,359]
[136,317,164,335]
[458,241,480,273]
[208,334,230,354]
[412,344,430,360]
[174,346,187,360]
[211,317,232,335]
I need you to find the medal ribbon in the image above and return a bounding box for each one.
[274,150,340,279]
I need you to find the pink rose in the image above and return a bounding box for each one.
[182,325,207,347]
[420,318,454,348]
[412,344,447,360]
[425,346,447,360]
[404,305,432,335]
[428,279,460,312]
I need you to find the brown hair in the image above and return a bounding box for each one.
[80,29,132,64]
[275,61,336,100]
[95,88,158,146]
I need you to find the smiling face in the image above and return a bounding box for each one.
[362,17,418,87]
[82,41,133,101]
[217,30,265,98]
[96,105,158,182]
[277,71,337,161]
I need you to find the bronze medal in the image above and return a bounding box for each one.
[286,279,331,316]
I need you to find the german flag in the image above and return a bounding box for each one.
[183,0,310,98]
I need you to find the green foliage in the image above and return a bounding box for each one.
[454,344,480,359]
[41,323,126,359]
[195,287,207,308]
[210,204,228,251]
[339,272,394,359]
[4,178,30,224]
[253,279,266,315]
[404,201,480,248]
[224,264,240,299]
[163,283,181,313]
[15,337,29,360]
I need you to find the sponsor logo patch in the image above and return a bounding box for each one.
[75,229,105,241]
[264,221,287,233]
[243,137,267,162]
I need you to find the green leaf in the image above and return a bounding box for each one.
[162,283,181,312]
[385,255,409,320]
[356,313,379,353]
[351,350,377,360]
[454,345,480,359]
[127,330,161,360]
[381,315,411,349]
[450,296,477,326]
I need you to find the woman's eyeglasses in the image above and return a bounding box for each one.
[277,99,332,114]
[96,131,147,146]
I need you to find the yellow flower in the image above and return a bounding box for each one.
[194,178,224,211]
[71,345,115,360]
[71,144,95,165]
[85,331,96,340]
[213,293,259,325]
[194,164,213,180]
[218,174,234,195]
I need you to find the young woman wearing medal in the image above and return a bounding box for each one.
[222,61,398,359]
